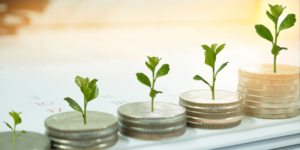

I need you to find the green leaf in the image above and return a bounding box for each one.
[17,130,26,137]
[84,77,89,85]
[255,24,273,42]
[211,43,218,51]
[204,50,216,68]
[145,62,154,72]
[147,56,161,68]
[87,79,99,102]
[216,62,229,76]
[193,75,210,87]
[136,73,151,88]
[201,45,211,51]
[64,97,83,113]
[271,44,288,56]
[215,44,225,55]
[75,76,84,87]
[279,14,296,32]
[269,4,286,18]
[266,11,277,24]
[15,117,21,125]
[3,122,13,130]
[149,89,163,98]
[156,64,170,78]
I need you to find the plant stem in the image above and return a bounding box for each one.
[84,99,87,124]
[274,22,278,73]
[13,125,16,147]
[151,69,156,112]
[211,66,216,100]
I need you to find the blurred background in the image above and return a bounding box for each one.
[0,0,299,66]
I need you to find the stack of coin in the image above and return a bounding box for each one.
[45,111,118,149]
[118,102,186,140]
[0,131,50,150]
[238,64,300,119]
[179,90,244,129]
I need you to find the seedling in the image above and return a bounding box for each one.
[194,43,229,100]
[255,4,296,73]
[136,56,170,112]
[3,110,27,147]
[64,76,99,124]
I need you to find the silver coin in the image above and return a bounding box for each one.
[180,90,243,107]
[0,131,50,150]
[118,101,186,119]
[52,140,118,150]
[179,100,243,113]
[45,111,118,139]
[49,133,118,148]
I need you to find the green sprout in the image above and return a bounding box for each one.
[136,56,170,112]
[255,4,296,73]
[64,76,99,124]
[3,110,27,147]
[193,43,229,100]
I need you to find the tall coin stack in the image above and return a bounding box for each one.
[118,102,186,140]
[45,111,119,150]
[179,90,244,129]
[238,64,300,119]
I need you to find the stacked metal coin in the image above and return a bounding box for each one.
[45,111,118,150]
[0,131,50,150]
[118,102,186,140]
[179,90,244,129]
[238,64,300,119]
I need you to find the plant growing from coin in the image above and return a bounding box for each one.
[3,110,27,147]
[64,76,99,124]
[255,4,296,73]
[194,44,229,100]
[136,56,170,112]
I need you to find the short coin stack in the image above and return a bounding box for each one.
[238,64,300,119]
[45,111,118,150]
[118,102,186,140]
[179,90,244,129]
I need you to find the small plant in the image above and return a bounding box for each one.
[136,56,170,112]
[64,76,99,124]
[194,44,229,100]
[3,110,27,147]
[255,4,296,73]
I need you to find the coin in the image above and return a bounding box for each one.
[239,80,299,91]
[239,75,299,85]
[187,120,242,129]
[238,85,299,97]
[244,109,299,119]
[49,132,118,148]
[244,105,299,114]
[45,111,118,140]
[117,101,186,120]
[0,131,50,150]
[238,91,299,103]
[179,90,243,108]
[186,109,243,119]
[239,64,299,80]
[52,140,118,150]
[119,123,186,140]
[179,100,243,113]
[187,116,243,124]
[117,102,186,140]
[245,100,299,108]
